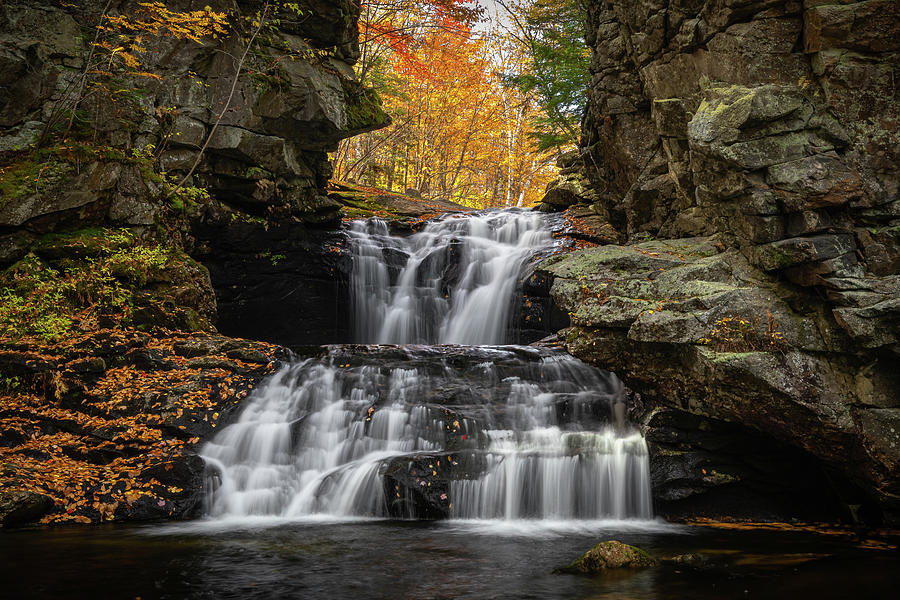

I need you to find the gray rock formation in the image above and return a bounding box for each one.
[0,0,389,244]
[547,0,900,523]
[0,0,390,342]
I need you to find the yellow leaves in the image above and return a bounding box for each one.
[90,2,229,86]
[1,332,268,526]
[95,501,119,521]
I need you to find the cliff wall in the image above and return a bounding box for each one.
[541,0,900,523]
[0,0,386,526]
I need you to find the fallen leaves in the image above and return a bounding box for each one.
[0,330,278,525]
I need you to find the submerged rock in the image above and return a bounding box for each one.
[555,540,657,574]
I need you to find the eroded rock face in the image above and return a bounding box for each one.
[540,236,900,523]
[0,0,389,246]
[547,0,900,524]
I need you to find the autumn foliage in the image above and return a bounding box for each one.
[0,331,278,525]
[336,0,559,208]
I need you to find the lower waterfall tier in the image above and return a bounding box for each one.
[202,345,653,520]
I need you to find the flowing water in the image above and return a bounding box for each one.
[5,209,899,599]
[201,346,652,521]
[202,209,653,522]
[348,210,558,344]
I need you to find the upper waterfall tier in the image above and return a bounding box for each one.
[349,210,560,345]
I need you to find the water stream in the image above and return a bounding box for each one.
[348,209,558,344]
[202,210,653,522]
[6,210,898,600]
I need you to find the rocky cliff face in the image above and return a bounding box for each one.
[0,0,387,526]
[0,0,388,339]
[1,0,388,233]
[540,0,900,523]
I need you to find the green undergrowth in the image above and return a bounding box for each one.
[0,228,182,341]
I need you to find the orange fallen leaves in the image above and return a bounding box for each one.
[0,330,277,525]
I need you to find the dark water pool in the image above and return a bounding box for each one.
[1,518,897,599]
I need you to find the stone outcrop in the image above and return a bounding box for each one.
[0,0,388,241]
[540,239,898,522]
[546,0,900,523]
[555,540,657,574]
[0,1,392,343]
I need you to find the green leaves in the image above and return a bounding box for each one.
[502,0,589,152]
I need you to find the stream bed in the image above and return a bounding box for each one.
[1,519,897,599]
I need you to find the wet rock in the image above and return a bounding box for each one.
[69,357,106,374]
[660,553,717,571]
[381,451,486,519]
[0,490,53,527]
[752,234,855,272]
[190,210,354,346]
[555,541,656,574]
[173,338,226,358]
[225,347,270,364]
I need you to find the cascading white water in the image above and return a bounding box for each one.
[203,210,654,522]
[349,210,556,345]
[202,347,652,520]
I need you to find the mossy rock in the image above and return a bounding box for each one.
[554,540,657,574]
[341,79,389,133]
[32,227,135,261]
[0,490,54,527]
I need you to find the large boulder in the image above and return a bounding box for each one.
[539,236,900,523]
[555,541,656,574]
[0,491,54,527]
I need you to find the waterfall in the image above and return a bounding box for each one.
[203,210,653,522]
[202,347,652,520]
[348,209,556,345]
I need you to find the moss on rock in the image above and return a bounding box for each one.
[0,228,215,341]
[555,540,657,574]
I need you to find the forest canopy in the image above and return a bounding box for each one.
[333,0,588,209]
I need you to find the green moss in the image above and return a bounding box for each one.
[329,183,404,220]
[342,79,388,132]
[0,141,161,208]
[34,227,135,259]
[555,541,657,574]
[244,166,273,180]
[0,153,73,206]
[228,210,269,226]
[249,69,290,93]
[0,229,181,341]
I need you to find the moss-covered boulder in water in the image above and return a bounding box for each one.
[555,540,657,574]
